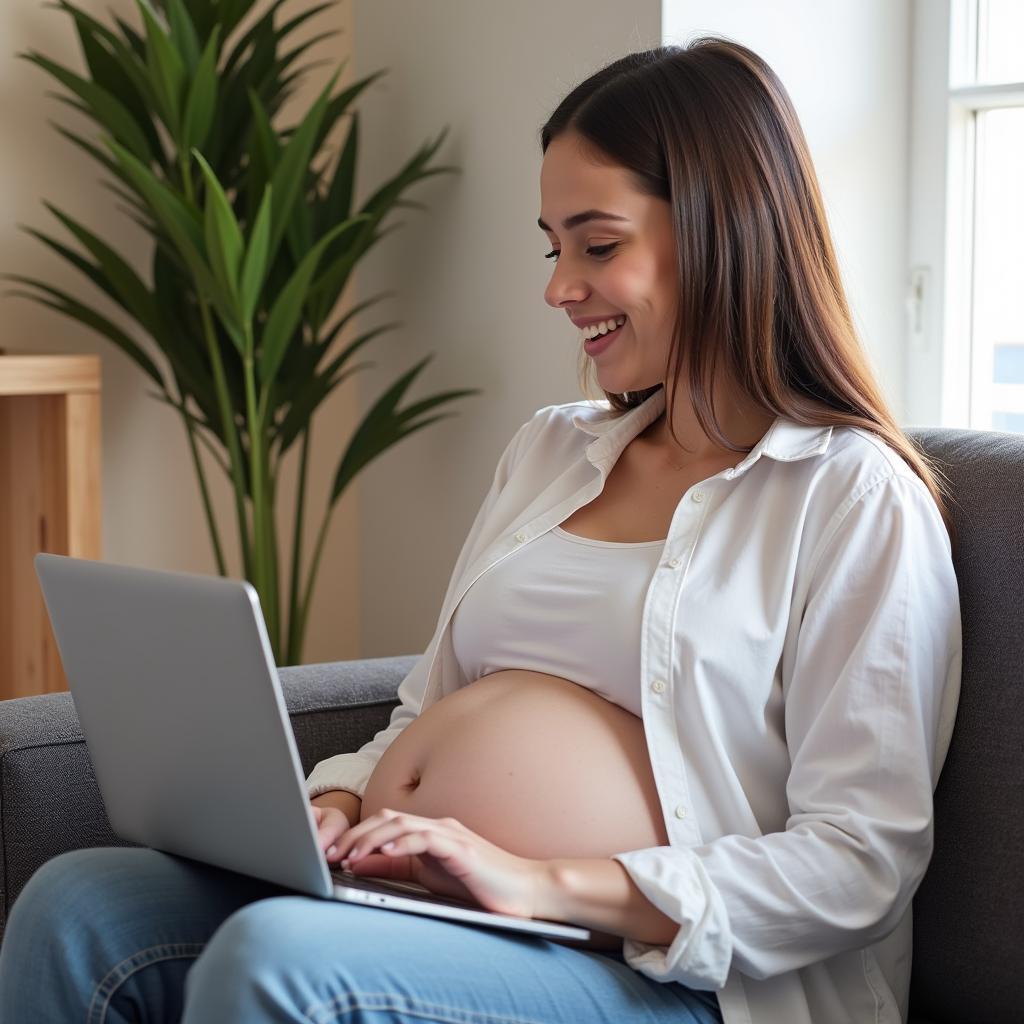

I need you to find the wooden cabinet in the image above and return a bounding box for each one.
[0,354,101,699]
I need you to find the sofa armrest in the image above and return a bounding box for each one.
[0,653,417,945]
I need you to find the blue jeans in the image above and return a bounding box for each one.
[0,847,723,1023]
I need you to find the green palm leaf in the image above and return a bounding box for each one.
[20,51,153,162]
[193,150,245,317]
[181,26,220,151]
[11,0,476,666]
[329,356,478,507]
[240,185,273,323]
[258,213,371,386]
[136,0,187,134]
[4,276,165,387]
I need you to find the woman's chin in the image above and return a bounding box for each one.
[596,371,658,396]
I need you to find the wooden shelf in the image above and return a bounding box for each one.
[0,354,102,700]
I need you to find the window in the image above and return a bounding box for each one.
[917,1,1024,432]
[972,103,1024,432]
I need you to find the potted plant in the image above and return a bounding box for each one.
[6,0,479,665]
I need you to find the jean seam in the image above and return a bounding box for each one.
[87,941,205,1024]
[304,990,547,1024]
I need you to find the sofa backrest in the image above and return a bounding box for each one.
[905,427,1024,1022]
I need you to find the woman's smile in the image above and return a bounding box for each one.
[582,317,627,357]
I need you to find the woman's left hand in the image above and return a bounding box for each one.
[328,808,543,919]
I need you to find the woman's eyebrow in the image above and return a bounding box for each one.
[537,209,629,232]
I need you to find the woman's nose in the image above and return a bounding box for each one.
[543,261,589,309]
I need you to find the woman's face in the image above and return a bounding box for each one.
[539,132,679,395]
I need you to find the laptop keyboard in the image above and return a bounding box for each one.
[329,869,593,941]
[330,869,478,909]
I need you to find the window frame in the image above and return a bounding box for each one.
[907,0,1024,429]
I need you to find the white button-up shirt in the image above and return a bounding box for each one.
[306,386,962,1024]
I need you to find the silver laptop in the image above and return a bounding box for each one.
[33,553,590,944]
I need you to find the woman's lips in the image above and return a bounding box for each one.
[583,319,626,357]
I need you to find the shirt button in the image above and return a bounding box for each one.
[674,805,688,819]
[668,557,681,568]
[514,532,527,543]
[692,490,704,503]
[651,679,666,693]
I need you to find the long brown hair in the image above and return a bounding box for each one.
[540,38,959,551]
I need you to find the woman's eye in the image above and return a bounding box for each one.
[544,243,619,262]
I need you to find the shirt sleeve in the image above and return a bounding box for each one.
[611,470,963,989]
[305,412,539,800]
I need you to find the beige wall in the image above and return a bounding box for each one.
[0,0,360,666]
[350,1,664,660]
[664,0,913,418]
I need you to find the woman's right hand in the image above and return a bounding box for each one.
[311,804,356,863]
[310,790,362,861]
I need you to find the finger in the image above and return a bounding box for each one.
[380,831,468,880]
[339,807,443,847]
[336,822,404,863]
[343,851,414,880]
[322,830,347,857]
[335,808,399,848]
[319,822,352,856]
[324,821,358,857]
[333,808,408,860]
[381,830,463,871]
[336,811,463,864]
[336,816,443,863]
[362,823,462,872]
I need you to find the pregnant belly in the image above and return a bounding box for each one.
[360,670,670,862]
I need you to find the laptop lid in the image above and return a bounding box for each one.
[34,553,334,899]
[33,554,593,945]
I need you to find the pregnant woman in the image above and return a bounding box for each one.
[0,37,961,1024]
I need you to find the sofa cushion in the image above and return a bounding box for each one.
[905,427,1024,1023]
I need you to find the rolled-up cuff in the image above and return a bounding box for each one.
[612,845,731,989]
[304,752,377,800]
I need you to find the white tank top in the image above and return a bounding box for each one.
[450,524,666,718]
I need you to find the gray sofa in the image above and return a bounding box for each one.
[1,425,1021,1023]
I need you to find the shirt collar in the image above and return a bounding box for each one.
[570,387,833,478]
